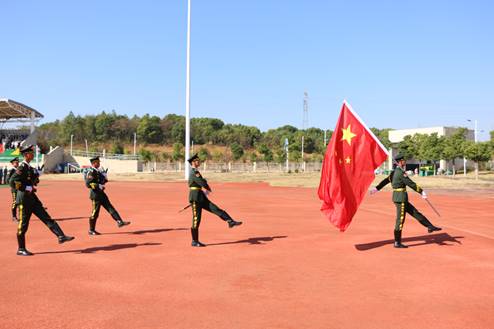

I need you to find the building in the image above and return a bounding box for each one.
[387,126,474,172]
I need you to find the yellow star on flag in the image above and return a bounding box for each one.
[341,124,357,146]
[345,156,351,164]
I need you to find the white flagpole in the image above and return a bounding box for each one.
[184,0,191,180]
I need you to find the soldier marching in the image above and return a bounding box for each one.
[85,156,130,235]
[187,153,242,247]
[11,145,75,256]
[371,154,442,248]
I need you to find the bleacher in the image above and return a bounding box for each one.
[0,148,42,164]
[0,99,44,167]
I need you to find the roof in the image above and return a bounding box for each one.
[0,99,44,121]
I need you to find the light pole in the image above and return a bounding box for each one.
[465,119,478,176]
[184,0,192,179]
[70,134,73,156]
[133,132,137,156]
[467,119,478,143]
[285,138,289,172]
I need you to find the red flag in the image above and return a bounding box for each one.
[318,101,388,231]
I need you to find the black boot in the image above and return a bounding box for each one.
[16,235,33,256]
[88,218,101,235]
[191,228,206,247]
[227,219,242,228]
[117,220,131,227]
[48,222,74,244]
[394,230,408,248]
[428,226,442,233]
[58,235,75,244]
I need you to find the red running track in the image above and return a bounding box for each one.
[0,180,493,329]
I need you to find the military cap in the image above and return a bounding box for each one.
[89,156,100,163]
[187,153,199,164]
[10,157,19,163]
[20,145,34,154]
[394,154,405,162]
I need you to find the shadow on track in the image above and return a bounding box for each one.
[36,242,162,255]
[207,235,288,246]
[103,227,188,235]
[355,233,464,251]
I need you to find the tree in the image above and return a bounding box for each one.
[137,114,163,144]
[441,128,468,176]
[419,133,443,174]
[111,143,124,154]
[464,141,492,179]
[397,135,418,160]
[230,142,244,161]
[257,144,273,166]
[198,147,210,161]
[139,148,152,163]
[172,143,184,161]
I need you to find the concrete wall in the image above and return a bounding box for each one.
[72,156,140,173]
[44,146,65,172]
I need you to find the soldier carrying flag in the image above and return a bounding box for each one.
[370,154,441,248]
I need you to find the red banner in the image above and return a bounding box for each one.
[318,101,388,231]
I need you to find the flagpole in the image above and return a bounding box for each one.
[184,0,191,180]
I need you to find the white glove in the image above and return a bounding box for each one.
[25,186,33,192]
[99,184,105,190]
[101,172,108,179]
[204,190,210,196]
[369,187,378,195]
[421,191,427,199]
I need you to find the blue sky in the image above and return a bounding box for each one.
[1,0,493,140]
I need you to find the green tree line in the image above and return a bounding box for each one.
[37,111,493,170]
[397,128,493,177]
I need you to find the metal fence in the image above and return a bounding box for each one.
[141,161,323,173]
[71,149,140,161]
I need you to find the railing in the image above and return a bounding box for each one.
[71,150,140,161]
[141,161,323,173]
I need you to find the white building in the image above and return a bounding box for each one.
[387,126,474,172]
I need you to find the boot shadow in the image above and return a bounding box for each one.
[207,235,287,246]
[104,227,188,235]
[35,242,162,255]
[355,233,463,251]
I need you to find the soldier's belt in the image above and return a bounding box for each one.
[393,188,406,192]
[189,187,202,190]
